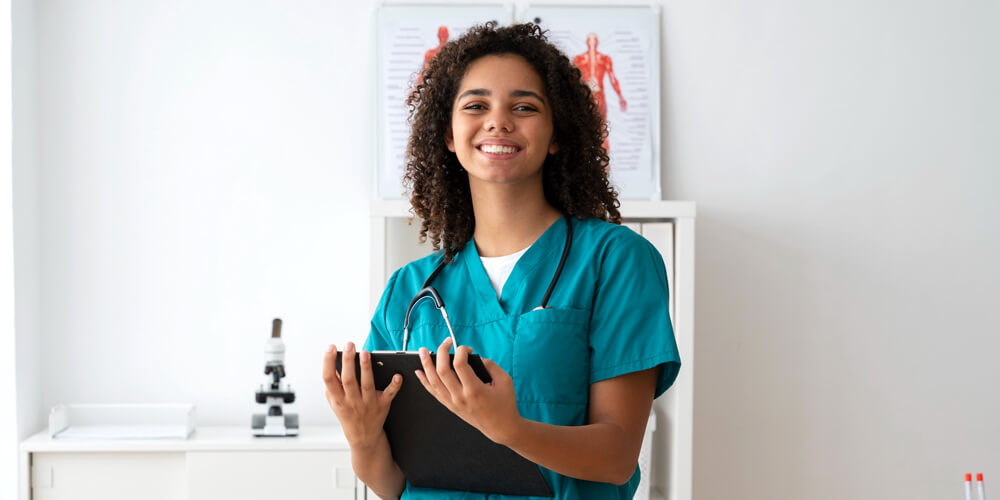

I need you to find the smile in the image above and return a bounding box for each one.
[477,144,521,155]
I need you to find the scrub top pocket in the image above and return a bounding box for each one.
[513,307,591,408]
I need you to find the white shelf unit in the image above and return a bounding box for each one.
[369,200,695,500]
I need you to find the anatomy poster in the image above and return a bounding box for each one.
[377,5,512,199]
[524,5,661,199]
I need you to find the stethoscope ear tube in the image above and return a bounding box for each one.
[402,286,457,351]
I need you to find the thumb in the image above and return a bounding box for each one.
[481,358,509,383]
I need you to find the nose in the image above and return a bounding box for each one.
[483,110,513,133]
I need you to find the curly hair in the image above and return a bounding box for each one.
[404,22,621,262]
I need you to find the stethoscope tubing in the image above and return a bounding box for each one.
[402,286,457,351]
[402,216,573,351]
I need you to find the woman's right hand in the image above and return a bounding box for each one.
[322,342,403,450]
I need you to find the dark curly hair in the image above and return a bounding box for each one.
[404,22,621,262]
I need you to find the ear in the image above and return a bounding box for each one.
[548,140,559,155]
[445,126,455,152]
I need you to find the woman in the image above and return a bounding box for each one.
[323,23,680,499]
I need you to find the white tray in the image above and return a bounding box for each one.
[50,404,196,440]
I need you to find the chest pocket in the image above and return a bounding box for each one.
[513,307,591,406]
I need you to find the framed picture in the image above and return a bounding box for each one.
[522,5,662,199]
[376,4,513,199]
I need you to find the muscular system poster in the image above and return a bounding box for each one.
[523,5,661,199]
[377,5,512,199]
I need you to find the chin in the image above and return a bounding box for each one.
[476,174,539,187]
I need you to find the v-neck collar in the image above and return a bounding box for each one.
[462,217,569,316]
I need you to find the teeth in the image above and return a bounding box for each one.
[480,144,518,154]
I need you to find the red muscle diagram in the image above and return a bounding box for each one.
[416,26,450,86]
[572,33,627,150]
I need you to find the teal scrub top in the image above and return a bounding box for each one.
[365,217,681,500]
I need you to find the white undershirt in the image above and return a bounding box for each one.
[479,246,531,299]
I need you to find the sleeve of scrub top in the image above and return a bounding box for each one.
[589,232,680,398]
[364,269,400,352]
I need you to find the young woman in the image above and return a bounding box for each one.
[323,23,680,500]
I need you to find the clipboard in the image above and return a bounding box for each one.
[337,351,553,497]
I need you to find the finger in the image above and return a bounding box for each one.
[414,368,455,413]
[379,373,404,406]
[321,345,345,401]
[417,347,443,395]
[414,369,430,392]
[435,338,463,396]
[340,342,361,402]
[452,345,480,390]
[482,358,511,386]
[359,350,376,403]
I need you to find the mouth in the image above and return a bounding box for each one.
[476,143,522,157]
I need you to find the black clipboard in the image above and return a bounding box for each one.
[337,351,553,497]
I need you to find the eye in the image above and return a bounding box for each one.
[514,104,539,112]
[462,103,486,111]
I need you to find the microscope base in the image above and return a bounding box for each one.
[251,413,299,437]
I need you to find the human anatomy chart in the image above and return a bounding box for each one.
[523,6,661,199]
[377,5,511,199]
[376,5,660,200]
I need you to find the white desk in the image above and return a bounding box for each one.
[20,426,358,500]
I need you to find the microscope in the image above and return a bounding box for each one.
[252,318,299,437]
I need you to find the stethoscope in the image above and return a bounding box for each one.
[401,216,573,351]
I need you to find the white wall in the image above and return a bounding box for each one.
[3,0,18,497]
[661,1,1000,499]
[13,0,41,448]
[27,0,377,429]
[13,1,999,500]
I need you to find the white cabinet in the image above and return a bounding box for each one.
[369,200,695,500]
[20,427,357,500]
[30,452,186,500]
[186,450,356,500]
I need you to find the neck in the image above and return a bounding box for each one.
[469,178,562,257]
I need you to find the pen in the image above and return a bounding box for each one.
[968,474,974,500]
[978,473,986,500]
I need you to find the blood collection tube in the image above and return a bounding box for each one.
[967,474,974,500]
[977,473,986,500]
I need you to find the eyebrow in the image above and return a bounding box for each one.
[456,88,547,104]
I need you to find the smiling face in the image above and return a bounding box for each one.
[445,54,558,189]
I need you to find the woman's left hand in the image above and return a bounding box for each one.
[415,338,522,445]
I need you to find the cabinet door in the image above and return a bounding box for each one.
[639,222,675,322]
[31,452,186,500]
[187,450,355,500]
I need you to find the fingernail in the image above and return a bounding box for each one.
[360,351,369,363]
[418,348,427,358]
[326,344,335,353]
[443,337,453,345]
[346,342,355,351]
[393,374,402,383]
